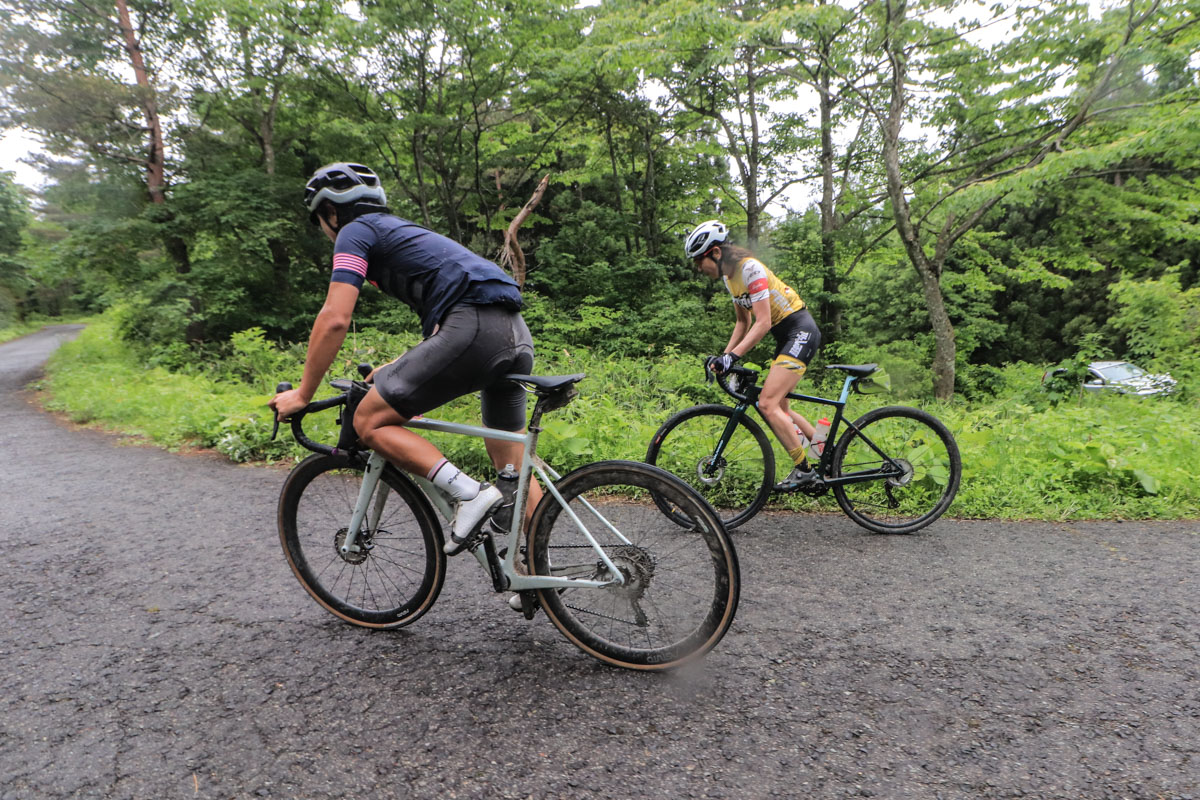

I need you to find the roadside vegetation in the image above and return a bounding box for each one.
[40,315,1199,521]
[3,1,1197,520]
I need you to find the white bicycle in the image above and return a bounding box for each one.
[273,368,740,671]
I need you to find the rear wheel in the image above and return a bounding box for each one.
[278,454,445,628]
[830,406,961,534]
[645,404,774,530]
[529,461,740,671]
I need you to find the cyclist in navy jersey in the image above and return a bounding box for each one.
[270,163,541,555]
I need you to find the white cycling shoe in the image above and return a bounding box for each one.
[443,484,504,555]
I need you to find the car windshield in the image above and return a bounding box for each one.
[1097,363,1145,381]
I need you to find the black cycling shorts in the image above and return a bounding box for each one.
[770,309,821,375]
[374,303,535,431]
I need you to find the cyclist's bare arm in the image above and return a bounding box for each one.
[726,298,771,358]
[272,282,359,419]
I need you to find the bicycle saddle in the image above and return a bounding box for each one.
[825,363,878,378]
[504,373,586,395]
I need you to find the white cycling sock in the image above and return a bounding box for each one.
[428,459,480,502]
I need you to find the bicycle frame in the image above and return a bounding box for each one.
[337,414,628,593]
[717,370,905,488]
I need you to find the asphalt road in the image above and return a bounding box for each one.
[1,326,1197,800]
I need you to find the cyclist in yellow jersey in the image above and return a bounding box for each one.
[685,220,823,491]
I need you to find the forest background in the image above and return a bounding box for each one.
[0,0,1197,520]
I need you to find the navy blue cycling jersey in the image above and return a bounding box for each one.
[331,212,522,337]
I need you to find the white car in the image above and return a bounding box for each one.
[1044,361,1178,396]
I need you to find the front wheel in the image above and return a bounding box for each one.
[278,453,446,628]
[529,461,740,671]
[830,406,962,534]
[645,404,774,530]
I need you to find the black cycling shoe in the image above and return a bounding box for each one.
[774,466,821,493]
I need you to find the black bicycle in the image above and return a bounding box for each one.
[646,362,961,533]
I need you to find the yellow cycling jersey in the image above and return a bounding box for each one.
[722,258,805,327]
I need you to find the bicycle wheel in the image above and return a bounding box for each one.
[645,404,774,530]
[830,406,962,534]
[528,461,740,671]
[278,453,445,628]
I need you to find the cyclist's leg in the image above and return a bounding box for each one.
[479,309,542,526]
[759,364,805,452]
[787,407,815,441]
[353,389,441,475]
[764,310,821,480]
[355,306,511,546]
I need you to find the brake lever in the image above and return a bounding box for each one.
[271,381,292,441]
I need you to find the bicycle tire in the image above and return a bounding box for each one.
[278,453,446,628]
[645,404,774,530]
[830,406,962,534]
[528,460,740,671]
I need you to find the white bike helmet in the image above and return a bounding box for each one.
[684,219,728,259]
[304,163,387,223]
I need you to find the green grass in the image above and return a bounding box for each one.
[38,316,1200,521]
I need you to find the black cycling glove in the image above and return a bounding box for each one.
[709,353,738,375]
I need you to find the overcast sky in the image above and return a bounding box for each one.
[0,129,44,189]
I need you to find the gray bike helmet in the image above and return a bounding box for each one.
[304,163,387,223]
[684,219,728,259]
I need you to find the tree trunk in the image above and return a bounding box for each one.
[641,129,660,259]
[743,48,762,247]
[817,54,840,345]
[499,175,550,287]
[881,0,956,400]
[115,0,166,205]
[604,115,632,256]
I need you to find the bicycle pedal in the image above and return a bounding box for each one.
[508,591,540,620]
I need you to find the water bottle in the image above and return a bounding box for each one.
[808,417,831,462]
[488,464,519,535]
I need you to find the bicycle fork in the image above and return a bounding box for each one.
[339,451,389,556]
[704,403,752,477]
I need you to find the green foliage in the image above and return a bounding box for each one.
[944,371,1200,519]
[42,319,301,462]
[111,286,195,360]
[0,171,31,325]
[1108,270,1200,367]
[4,0,1199,409]
[40,314,1200,520]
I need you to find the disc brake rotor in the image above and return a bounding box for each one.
[333,527,370,565]
[695,456,726,485]
[886,458,914,488]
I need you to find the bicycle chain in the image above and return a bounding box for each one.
[561,602,644,628]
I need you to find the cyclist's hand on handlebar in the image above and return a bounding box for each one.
[269,387,312,422]
[708,353,739,376]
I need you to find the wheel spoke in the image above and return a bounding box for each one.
[831,408,961,534]
[647,407,773,529]
[279,456,443,629]
[531,463,738,669]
